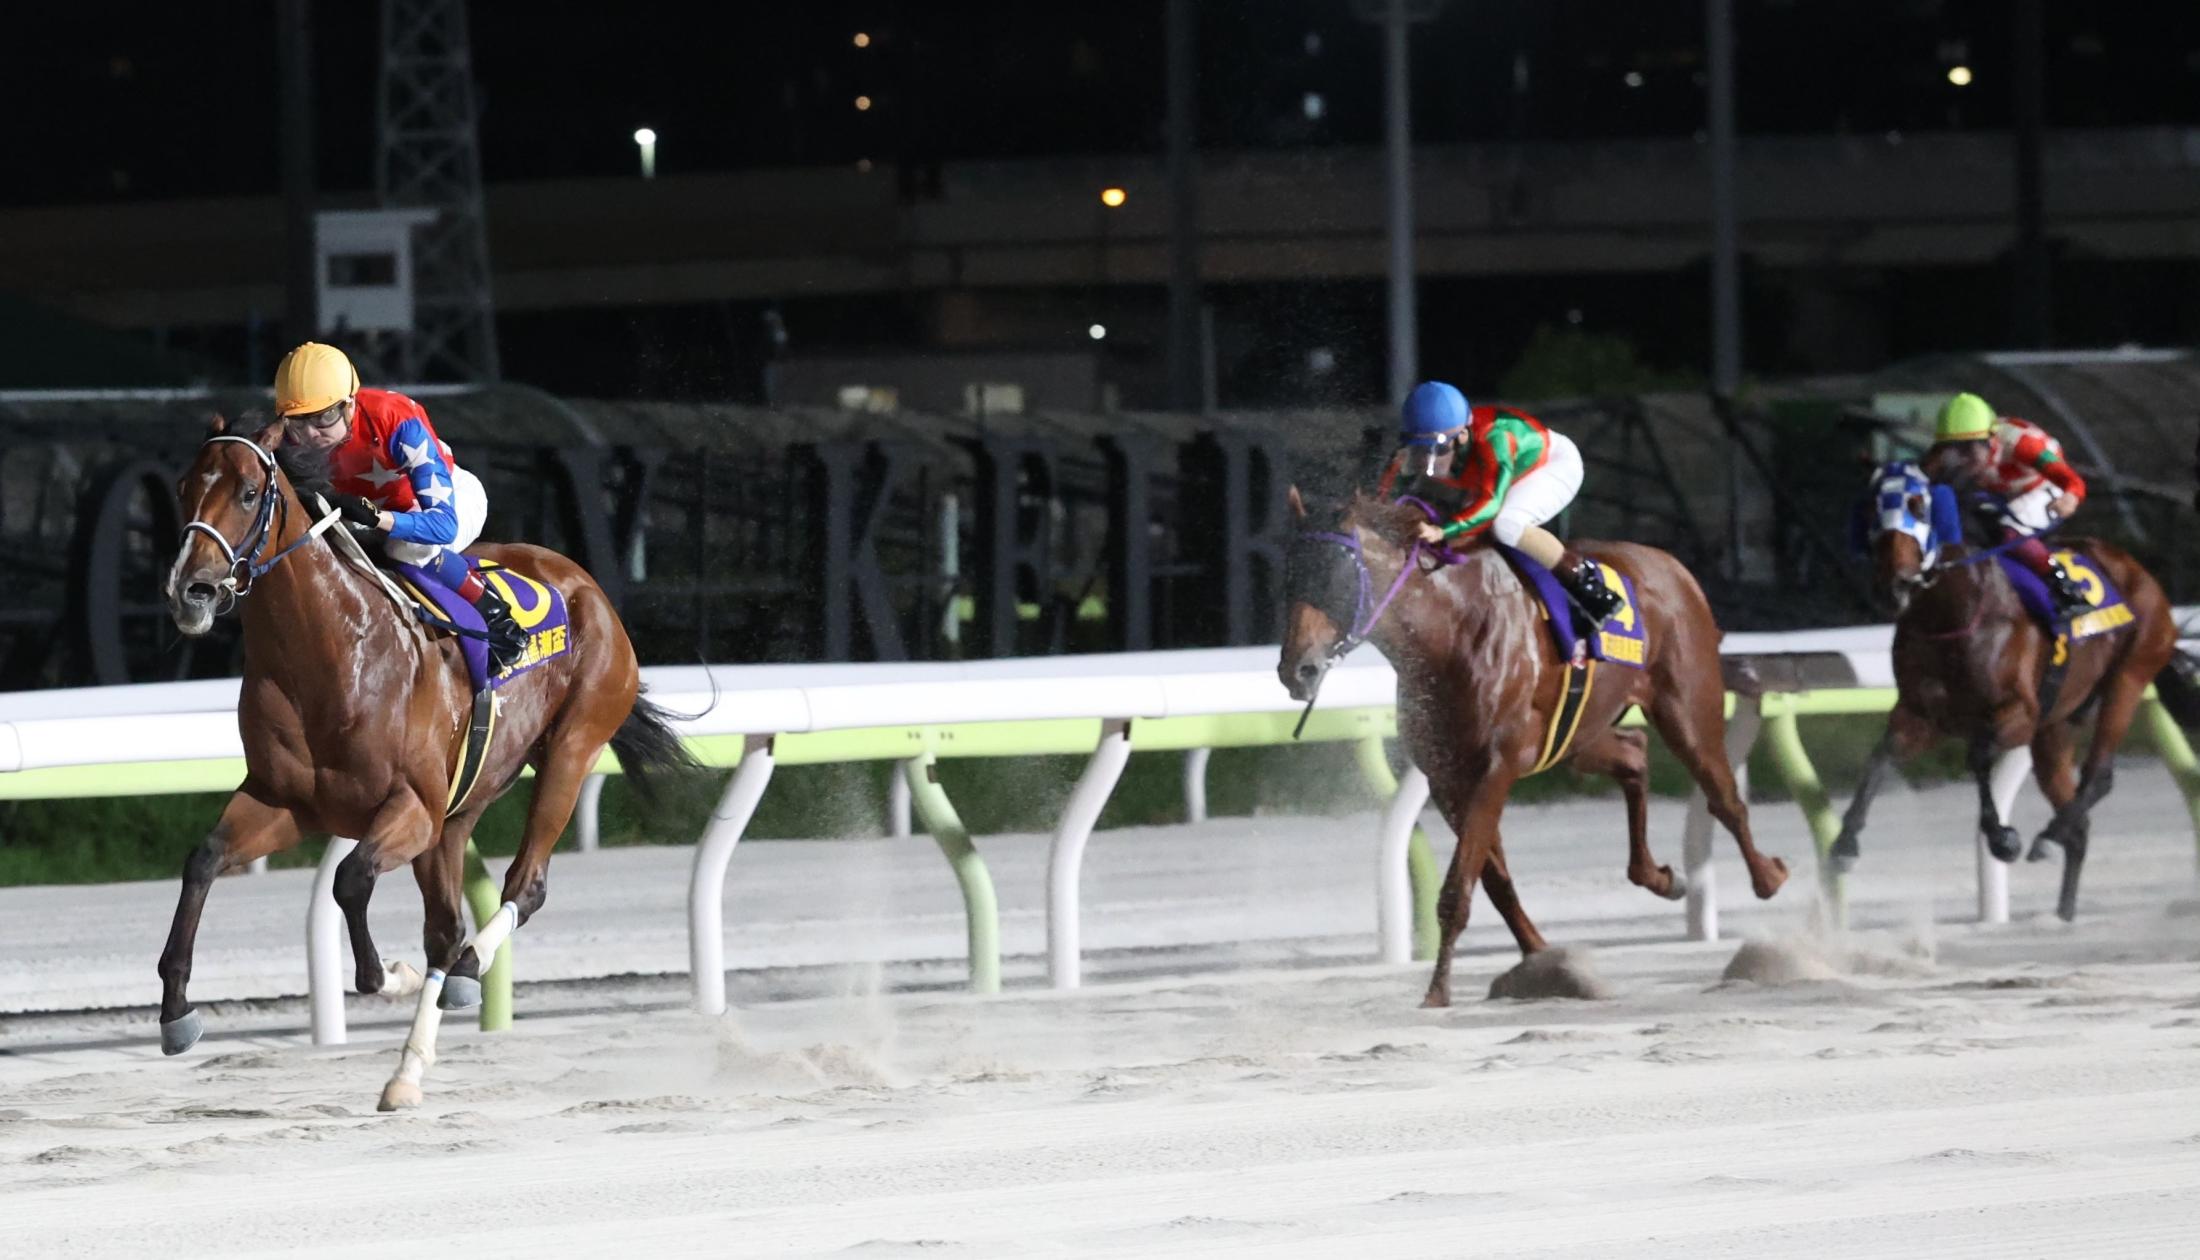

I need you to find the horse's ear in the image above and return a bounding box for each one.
[261,417,290,450]
[208,413,228,435]
[1287,484,1308,524]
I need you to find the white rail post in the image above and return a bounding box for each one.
[1981,747,2029,925]
[688,735,777,1016]
[1181,746,1211,823]
[1048,719,1134,989]
[1684,693,1762,943]
[306,836,358,1046]
[574,773,605,852]
[1377,765,1431,965]
[887,763,912,838]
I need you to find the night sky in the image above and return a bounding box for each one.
[7,2,2200,208]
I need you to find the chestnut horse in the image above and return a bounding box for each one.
[1830,461,2183,921]
[162,415,695,1109]
[1280,491,1789,1006]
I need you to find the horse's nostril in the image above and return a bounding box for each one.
[183,581,217,604]
[1296,661,1321,680]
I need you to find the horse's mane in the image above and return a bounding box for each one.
[1342,490,1433,550]
[216,411,333,500]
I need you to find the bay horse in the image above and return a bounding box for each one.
[1830,461,2184,921]
[1280,490,1790,1006]
[162,414,695,1109]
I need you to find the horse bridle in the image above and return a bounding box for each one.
[178,434,341,611]
[1293,496,1464,663]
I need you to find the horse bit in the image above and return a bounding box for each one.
[177,434,343,613]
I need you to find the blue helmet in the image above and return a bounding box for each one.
[1399,381,1470,447]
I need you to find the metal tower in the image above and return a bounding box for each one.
[374,0,500,383]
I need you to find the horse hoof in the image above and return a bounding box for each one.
[1988,826,2024,864]
[437,975,482,1011]
[378,1080,423,1112]
[381,959,425,999]
[159,1009,204,1057]
[1657,868,1688,902]
[2026,833,2058,863]
[1752,857,1790,899]
[1824,846,1858,876]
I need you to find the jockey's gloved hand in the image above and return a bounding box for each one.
[330,493,383,528]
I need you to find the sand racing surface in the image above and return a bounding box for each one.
[5,771,2200,1257]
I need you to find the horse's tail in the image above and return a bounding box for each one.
[610,686,707,805]
[2153,649,2200,730]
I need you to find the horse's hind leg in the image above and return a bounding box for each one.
[157,790,302,1054]
[2037,668,2149,921]
[1831,706,1935,873]
[1570,727,1680,900]
[1647,687,1788,899]
[1478,838,1547,955]
[437,733,606,1013]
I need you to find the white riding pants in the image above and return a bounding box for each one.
[384,467,488,565]
[1490,432,1585,548]
[2000,485,2058,535]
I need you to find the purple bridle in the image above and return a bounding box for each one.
[1297,495,1465,661]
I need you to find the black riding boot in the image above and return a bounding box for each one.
[2043,558,2091,616]
[1556,548,1624,625]
[469,584,531,675]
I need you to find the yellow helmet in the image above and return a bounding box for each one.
[272,342,360,416]
[1934,392,1996,442]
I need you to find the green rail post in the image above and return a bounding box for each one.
[2141,696,2200,873]
[1761,700,1846,926]
[461,840,513,1032]
[903,745,1002,994]
[1352,734,1439,960]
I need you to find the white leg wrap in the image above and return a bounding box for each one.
[465,902,520,975]
[379,968,447,1110]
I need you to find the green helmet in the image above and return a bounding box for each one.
[1934,392,1996,442]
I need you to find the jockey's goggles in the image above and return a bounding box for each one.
[299,401,350,432]
[1403,430,1459,475]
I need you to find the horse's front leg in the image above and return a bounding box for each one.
[1969,726,2029,864]
[1829,706,1935,873]
[1422,757,1518,1009]
[157,790,302,1054]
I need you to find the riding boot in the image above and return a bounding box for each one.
[467,584,531,675]
[2042,557,2091,616]
[1556,548,1624,625]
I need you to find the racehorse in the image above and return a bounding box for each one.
[1280,490,1790,1006]
[162,413,695,1109]
[1831,461,2186,921]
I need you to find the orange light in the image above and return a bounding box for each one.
[854,95,873,111]
[853,32,871,48]
[1099,186,1127,208]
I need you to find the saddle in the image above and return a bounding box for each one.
[1994,547,2133,643]
[1494,544,1648,671]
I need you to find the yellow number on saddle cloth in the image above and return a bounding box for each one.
[1591,562,1647,667]
[2047,550,2135,642]
[477,561,574,673]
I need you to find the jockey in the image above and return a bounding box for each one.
[272,342,529,672]
[1376,380,1622,623]
[1925,391,2090,614]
